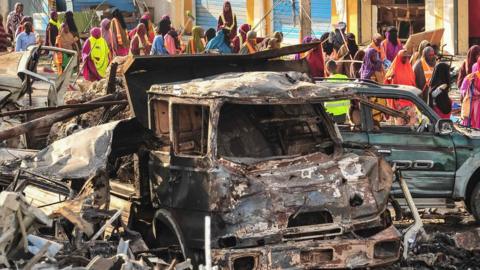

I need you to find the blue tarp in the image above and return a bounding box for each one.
[65,0,135,12]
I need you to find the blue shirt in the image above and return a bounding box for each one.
[15,32,36,51]
[150,35,168,55]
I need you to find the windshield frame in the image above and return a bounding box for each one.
[214,100,343,163]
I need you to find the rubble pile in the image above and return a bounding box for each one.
[48,77,131,143]
[0,179,187,269]
[384,230,480,270]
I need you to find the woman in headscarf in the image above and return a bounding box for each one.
[65,11,78,36]
[232,23,250,53]
[45,10,60,47]
[294,36,314,60]
[320,32,335,62]
[349,50,365,79]
[428,63,452,119]
[305,39,325,78]
[457,45,480,89]
[65,11,81,52]
[130,23,150,56]
[129,15,153,44]
[6,2,23,39]
[336,33,359,75]
[82,27,110,81]
[186,26,205,54]
[384,50,415,86]
[100,19,113,54]
[413,46,436,101]
[239,30,257,54]
[110,8,130,56]
[0,14,10,52]
[150,22,168,55]
[15,22,35,51]
[205,29,232,54]
[360,47,384,82]
[55,23,78,74]
[461,59,480,128]
[217,1,237,41]
[142,13,155,43]
[205,28,216,44]
[164,29,180,55]
[384,50,417,125]
[410,40,430,65]
[159,15,172,37]
[381,26,403,62]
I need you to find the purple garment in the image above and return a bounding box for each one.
[360,47,382,80]
[384,32,403,62]
[81,38,101,81]
[294,36,314,60]
[460,63,480,98]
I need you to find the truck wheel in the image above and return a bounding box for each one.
[469,182,480,222]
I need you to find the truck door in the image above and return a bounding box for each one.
[364,96,456,198]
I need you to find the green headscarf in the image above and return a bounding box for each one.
[187,26,205,54]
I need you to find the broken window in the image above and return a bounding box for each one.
[151,99,171,152]
[151,100,170,137]
[367,98,432,133]
[217,103,334,159]
[172,104,209,156]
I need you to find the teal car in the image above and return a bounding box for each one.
[315,80,480,221]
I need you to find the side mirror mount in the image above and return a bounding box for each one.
[435,119,453,135]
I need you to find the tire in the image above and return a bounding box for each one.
[469,181,480,222]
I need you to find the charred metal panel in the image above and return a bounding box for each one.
[123,43,318,127]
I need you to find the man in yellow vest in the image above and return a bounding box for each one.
[324,60,350,123]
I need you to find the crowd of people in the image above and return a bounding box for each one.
[1,1,480,128]
[315,23,480,129]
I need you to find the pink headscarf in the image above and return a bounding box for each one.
[90,27,101,39]
[100,19,111,45]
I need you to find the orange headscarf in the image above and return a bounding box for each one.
[384,50,415,86]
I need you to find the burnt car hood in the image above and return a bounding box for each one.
[213,152,393,240]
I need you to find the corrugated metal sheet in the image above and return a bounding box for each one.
[274,0,331,42]
[273,0,300,40]
[195,0,247,31]
[311,0,331,36]
[65,0,134,12]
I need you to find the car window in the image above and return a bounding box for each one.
[217,103,334,159]
[325,99,364,132]
[367,97,432,133]
[172,104,209,157]
[150,99,171,152]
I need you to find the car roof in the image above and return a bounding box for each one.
[148,71,423,101]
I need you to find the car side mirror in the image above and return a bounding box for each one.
[435,119,453,135]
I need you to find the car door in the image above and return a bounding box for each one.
[364,95,456,198]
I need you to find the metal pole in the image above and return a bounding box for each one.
[205,216,212,270]
[397,170,424,259]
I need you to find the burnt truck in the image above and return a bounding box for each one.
[122,45,402,269]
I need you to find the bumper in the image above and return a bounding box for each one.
[212,225,401,269]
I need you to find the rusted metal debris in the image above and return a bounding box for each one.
[0,91,126,142]
[454,228,480,251]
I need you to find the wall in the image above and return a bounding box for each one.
[360,0,372,44]
[425,0,468,54]
[0,0,9,25]
[331,0,359,40]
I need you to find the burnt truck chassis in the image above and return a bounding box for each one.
[122,47,402,269]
